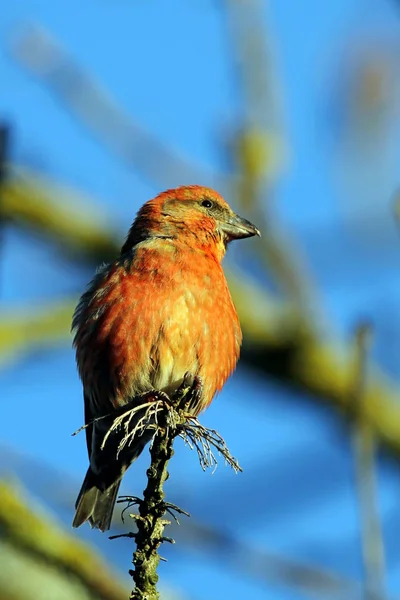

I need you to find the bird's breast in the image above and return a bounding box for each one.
[148,261,242,411]
[75,245,242,415]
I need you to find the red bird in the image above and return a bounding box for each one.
[72,185,260,531]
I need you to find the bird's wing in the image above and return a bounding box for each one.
[84,392,94,460]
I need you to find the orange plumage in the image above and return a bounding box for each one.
[72,185,260,531]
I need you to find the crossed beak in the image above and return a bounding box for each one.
[220,213,261,241]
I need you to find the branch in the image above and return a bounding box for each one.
[1,165,118,262]
[104,376,241,599]
[0,481,129,599]
[0,301,76,365]
[352,323,387,600]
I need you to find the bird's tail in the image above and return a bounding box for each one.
[72,468,121,532]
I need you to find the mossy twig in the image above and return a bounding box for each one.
[106,374,241,600]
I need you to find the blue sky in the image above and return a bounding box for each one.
[2,1,400,599]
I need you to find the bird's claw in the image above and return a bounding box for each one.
[139,389,171,404]
[175,371,203,413]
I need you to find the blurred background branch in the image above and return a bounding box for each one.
[2,166,118,261]
[352,323,387,600]
[0,481,130,600]
[1,2,400,599]
[221,0,322,320]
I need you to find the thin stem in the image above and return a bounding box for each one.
[129,424,175,600]
[107,375,241,599]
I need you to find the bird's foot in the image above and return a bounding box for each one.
[139,389,171,404]
[176,372,203,414]
[175,372,195,398]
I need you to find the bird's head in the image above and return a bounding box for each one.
[121,185,260,260]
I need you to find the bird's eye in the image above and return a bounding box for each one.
[201,199,213,209]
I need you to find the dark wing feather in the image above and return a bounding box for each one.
[84,392,94,460]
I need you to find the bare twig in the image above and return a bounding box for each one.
[222,0,321,320]
[101,401,163,457]
[179,417,242,473]
[0,481,130,600]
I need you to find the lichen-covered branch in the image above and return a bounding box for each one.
[105,378,241,600]
[128,417,177,600]
[1,166,119,261]
[222,0,321,318]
